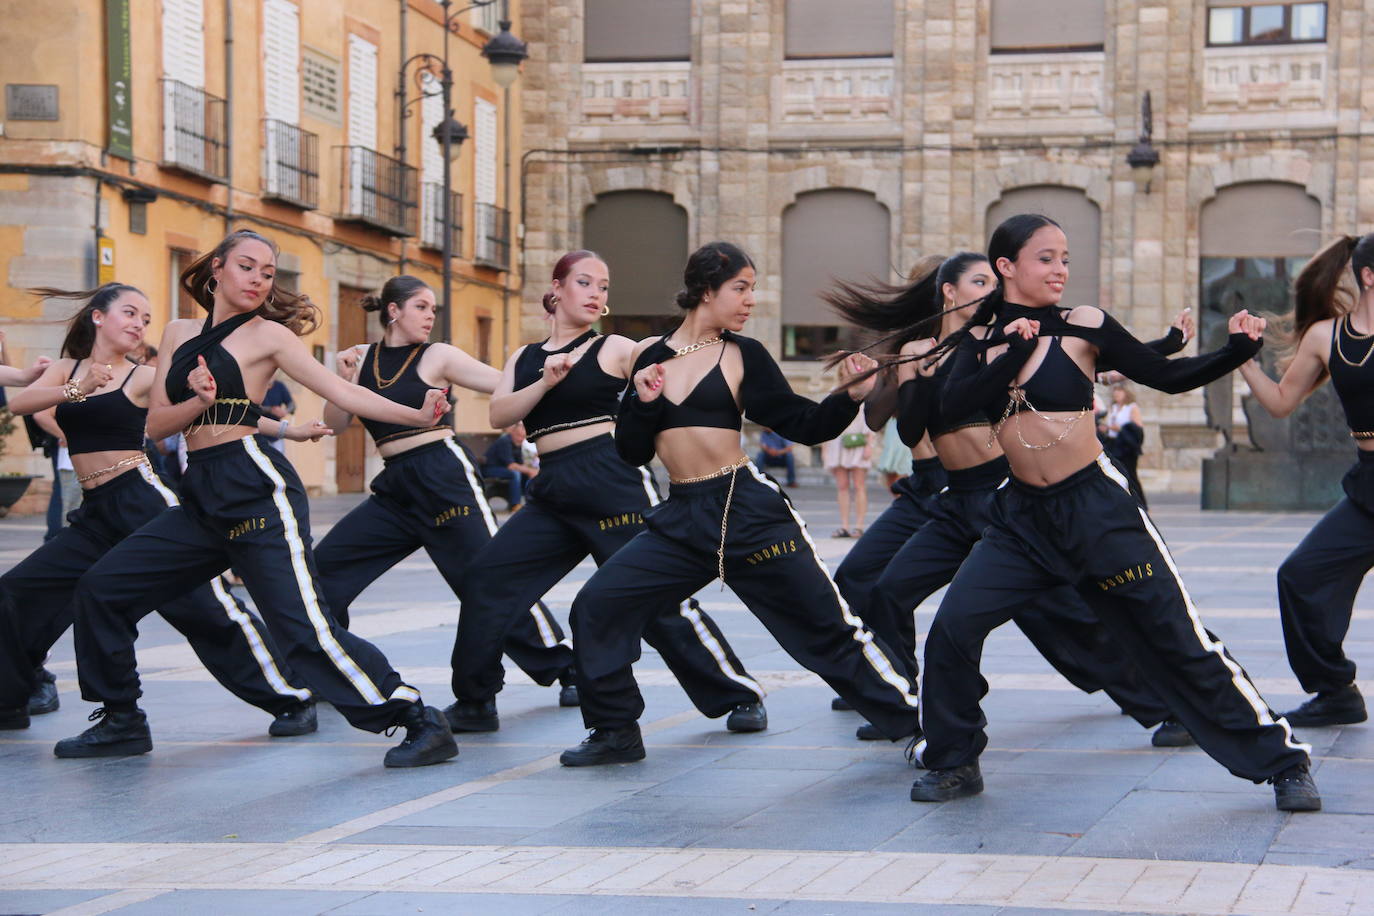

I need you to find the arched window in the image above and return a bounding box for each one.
[582,191,689,340]
[781,189,890,359]
[986,185,1102,308]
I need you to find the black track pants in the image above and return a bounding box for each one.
[866,456,1169,725]
[834,458,945,632]
[70,436,419,733]
[453,436,761,714]
[916,453,1310,782]
[315,438,572,690]
[0,464,309,713]
[1277,451,1374,693]
[571,461,921,739]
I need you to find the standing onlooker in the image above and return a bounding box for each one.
[755,428,798,486]
[1102,382,1148,507]
[874,415,912,490]
[482,421,538,510]
[261,375,296,454]
[822,375,873,537]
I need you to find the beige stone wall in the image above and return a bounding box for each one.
[519,0,1369,492]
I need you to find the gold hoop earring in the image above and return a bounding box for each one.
[265,293,276,307]
[206,278,218,295]
[600,305,610,317]
[550,295,560,307]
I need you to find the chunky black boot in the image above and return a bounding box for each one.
[1151,719,1195,747]
[855,722,885,741]
[1271,760,1322,812]
[0,706,29,730]
[269,699,318,737]
[384,704,459,768]
[443,699,499,732]
[1281,685,1367,727]
[725,702,767,733]
[54,707,152,758]
[910,761,983,802]
[559,724,646,767]
[558,669,580,708]
[27,667,59,716]
[830,696,853,711]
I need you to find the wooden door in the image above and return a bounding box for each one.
[334,284,370,493]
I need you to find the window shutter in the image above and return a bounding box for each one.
[347,34,378,150]
[162,0,205,86]
[262,0,300,124]
[474,97,498,205]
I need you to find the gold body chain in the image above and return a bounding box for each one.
[527,415,614,440]
[671,455,751,587]
[990,387,1089,451]
[188,398,257,438]
[76,453,150,484]
[1352,430,1374,440]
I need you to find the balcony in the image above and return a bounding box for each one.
[473,203,510,271]
[161,79,227,181]
[581,61,692,125]
[420,182,463,254]
[986,52,1106,118]
[776,59,895,123]
[337,147,417,237]
[261,120,319,210]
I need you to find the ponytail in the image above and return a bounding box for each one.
[180,228,321,336]
[30,284,145,360]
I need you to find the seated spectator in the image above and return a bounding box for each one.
[756,428,797,487]
[261,375,296,455]
[483,422,538,509]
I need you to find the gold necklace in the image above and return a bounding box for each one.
[671,335,723,358]
[1335,315,1374,368]
[372,343,423,389]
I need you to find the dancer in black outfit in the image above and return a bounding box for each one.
[54,230,457,767]
[902,214,1317,811]
[0,285,320,735]
[827,254,1189,743]
[315,275,577,732]
[556,242,921,766]
[1237,234,1374,729]
[453,251,766,735]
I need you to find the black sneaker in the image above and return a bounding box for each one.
[54,707,152,758]
[725,702,767,733]
[1151,719,1195,747]
[830,696,853,711]
[1271,761,1322,812]
[903,730,927,767]
[558,669,580,708]
[268,699,318,737]
[910,761,983,802]
[384,704,459,768]
[1281,685,1367,728]
[0,706,29,730]
[442,699,499,732]
[855,722,884,741]
[559,724,646,767]
[27,667,59,716]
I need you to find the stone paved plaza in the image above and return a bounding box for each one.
[1,484,1371,915]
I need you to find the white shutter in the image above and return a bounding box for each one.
[419,72,444,246]
[262,0,300,123]
[474,97,497,205]
[162,0,205,86]
[347,34,378,149]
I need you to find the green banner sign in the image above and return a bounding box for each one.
[105,0,133,160]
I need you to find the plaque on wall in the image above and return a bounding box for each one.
[6,84,58,121]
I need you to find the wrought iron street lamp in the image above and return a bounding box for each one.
[1127,91,1160,195]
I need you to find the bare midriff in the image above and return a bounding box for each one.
[654,427,749,482]
[530,419,616,455]
[72,450,152,490]
[932,425,998,472]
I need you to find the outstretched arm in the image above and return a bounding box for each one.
[940,321,1038,422]
[736,337,867,445]
[1237,321,1328,418]
[1068,307,1264,394]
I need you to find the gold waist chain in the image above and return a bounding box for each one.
[990,387,1089,451]
[76,453,150,484]
[1352,430,1374,440]
[188,398,257,438]
[527,415,614,440]
[671,456,751,587]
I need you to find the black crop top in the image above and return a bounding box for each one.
[165,309,269,430]
[894,322,1185,447]
[941,303,1260,427]
[1328,316,1374,433]
[644,336,741,433]
[356,342,450,445]
[55,359,145,455]
[615,331,861,466]
[514,332,625,440]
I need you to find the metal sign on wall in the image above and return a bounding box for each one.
[5,85,58,121]
[105,0,133,159]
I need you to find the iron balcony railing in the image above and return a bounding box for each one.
[160,79,227,180]
[337,146,418,237]
[474,202,511,270]
[420,182,464,254]
[262,120,319,209]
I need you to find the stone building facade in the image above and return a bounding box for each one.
[518,0,1370,495]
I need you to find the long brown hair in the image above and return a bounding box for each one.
[29,284,145,360]
[179,229,321,335]
[1282,234,1374,378]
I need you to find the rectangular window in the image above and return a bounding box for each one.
[475,315,492,365]
[990,0,1105,53]
[1206,2,1326,46]
[584,0,690,62]
[172,249,197,320]
[785,0,893,59]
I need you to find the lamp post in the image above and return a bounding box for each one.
[397,0,527,343]
[1126,91,1160,195]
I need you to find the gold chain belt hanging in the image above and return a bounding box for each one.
[671,455,750,587]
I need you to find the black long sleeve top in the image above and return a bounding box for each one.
[615,331,861,467]
[940,306,1260,428]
